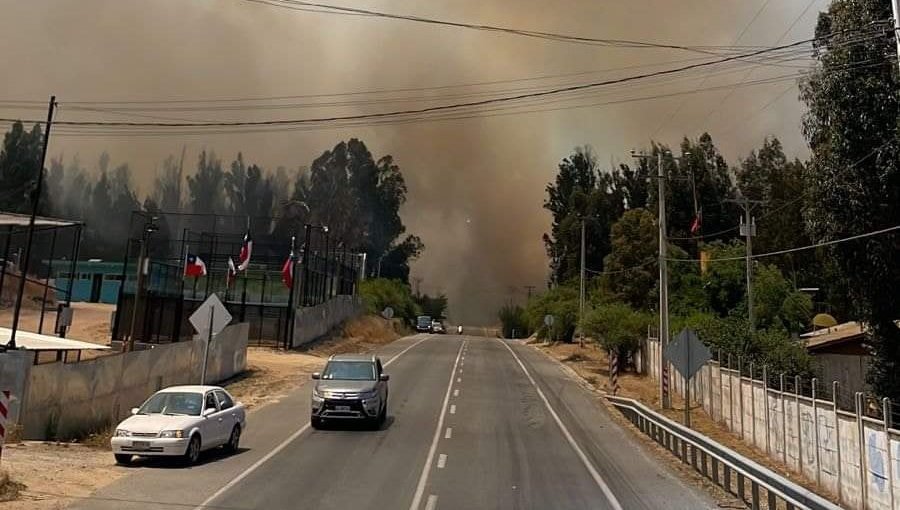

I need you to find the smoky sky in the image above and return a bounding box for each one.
[1,0,821,324]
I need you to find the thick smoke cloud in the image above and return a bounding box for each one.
[1,0,819,323]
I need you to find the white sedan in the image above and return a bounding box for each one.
[111,385,247,465]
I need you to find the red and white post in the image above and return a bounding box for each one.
[0,390,10,465]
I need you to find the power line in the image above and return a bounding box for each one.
[244,0,785,56]
[2,33,866,131]
[585,259,657,276]
[668,224,900,263]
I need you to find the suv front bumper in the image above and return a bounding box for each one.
[312,396,380,419]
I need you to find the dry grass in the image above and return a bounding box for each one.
[536,341,840,506]
[302,314,401,357]
[0,470,25,503]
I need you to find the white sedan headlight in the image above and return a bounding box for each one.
[159,430,184,439]
[115,429,131,437]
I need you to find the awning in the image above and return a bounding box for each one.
[0,211,81,228]
[0,327,110,351]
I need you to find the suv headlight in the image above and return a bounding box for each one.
[360,389,379,400]
[159,430,184,439]
[115,429,131,437]
[312,388,325,400]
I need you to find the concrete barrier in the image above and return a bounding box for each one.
[20,322,249,440]
[291,295,364,348]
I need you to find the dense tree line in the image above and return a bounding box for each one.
[0,128,423,284]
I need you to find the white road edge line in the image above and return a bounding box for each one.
[408,340,465,510]
[444,427,452,439]
[425,495,438,510]
[496,339,624,510]
[194,335,430,510]
[437,453,447,468]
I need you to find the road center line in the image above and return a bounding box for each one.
[449,404,456,414]
[437,453,447,468]
[453,389,459,396]
[408,339,465,510]
[495,339,624,510]
[194,335,430,510]
[444,427,452,439]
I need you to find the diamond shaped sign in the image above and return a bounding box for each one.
[664,328,711,380]
[190,293,232,337]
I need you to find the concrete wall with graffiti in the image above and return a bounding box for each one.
[648,338,899,510]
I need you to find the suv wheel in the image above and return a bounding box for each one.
[311,416,323,429]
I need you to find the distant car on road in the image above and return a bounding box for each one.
[111,385,246,465]
[311,354,389,429]
[416,315,433,332]
[431,320,445,334]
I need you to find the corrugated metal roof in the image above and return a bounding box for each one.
[0,327,111,351]
[801,321,866,350]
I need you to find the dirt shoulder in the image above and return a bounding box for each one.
[533,340,838,507]
[0,313,401,510]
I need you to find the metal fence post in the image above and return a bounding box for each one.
[832,381,842,507]
[883,398,895,510]
[856,392,868,508]
[750,361,756,445]
[708,363,714,420]
[729,354,735,431]
[795,376,802,473]
[763,365,770,456]
[739,356,745,439]
[781,374,787,464]
[812,378,821,487]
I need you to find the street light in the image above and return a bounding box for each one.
[301,224,328,306]
[127,216,159,352]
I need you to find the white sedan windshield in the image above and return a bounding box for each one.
[139,392,203,416]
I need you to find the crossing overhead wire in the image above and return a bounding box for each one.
[584,259,657,276]
[242,0,793,56]
[2,32,866,133]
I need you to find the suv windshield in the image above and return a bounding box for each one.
[139,392,203,416]
[322,361,376,381]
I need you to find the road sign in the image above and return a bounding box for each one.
[190,293,232,337]
[664,328,711,380]
[382,307,394,320]
[544,314,555,327]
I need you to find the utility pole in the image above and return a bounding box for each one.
[632,149,671,408]
[9,96,56,349]
[524,285,536,300]
[892,0,900,75]
[127,218,158,351]
[727,196,764,334]
[579,218,586,348]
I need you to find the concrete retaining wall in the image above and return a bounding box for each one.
[647,338,900,509]
[291,295,364,348]
[21,322,249,440]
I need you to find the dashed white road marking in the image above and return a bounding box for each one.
[437,454,447,469]
[195,335,431,510]
[453,389,459,397]
[450,404,456,414]
[457,377,461,383]
[425,495,438,510]
[495,339,624,510]
[408,340,465,510]
[444,427,452,439]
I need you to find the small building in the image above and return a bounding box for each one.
[801,321,871,399]
[50,260,128,304]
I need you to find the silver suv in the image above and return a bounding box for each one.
[310,354,389,429]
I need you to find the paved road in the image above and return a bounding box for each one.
[73,335,716,510]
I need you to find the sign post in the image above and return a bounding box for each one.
[190,293,232,385]
[664,328,711,427]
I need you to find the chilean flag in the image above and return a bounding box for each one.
[281,253,295,289]
[237,232,252,271]
[690,209,702,235]
[184,252,207,277]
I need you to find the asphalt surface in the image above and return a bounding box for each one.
[71,334,717,510]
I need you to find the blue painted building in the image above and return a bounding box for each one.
[51,260,129,304]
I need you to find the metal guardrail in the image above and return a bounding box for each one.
[607,395,842,510]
